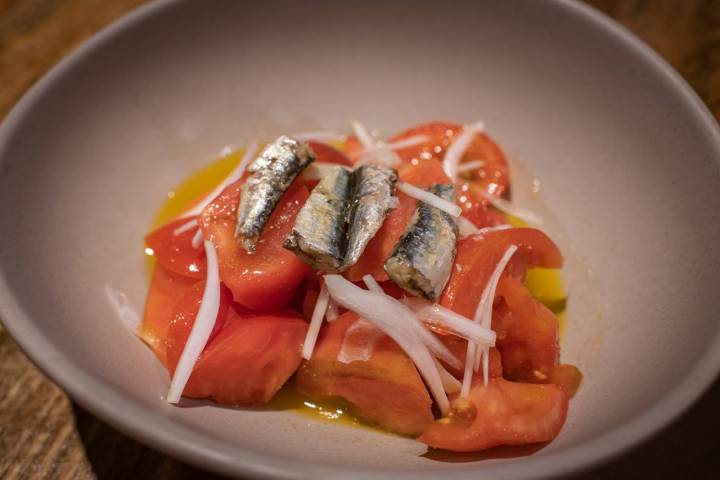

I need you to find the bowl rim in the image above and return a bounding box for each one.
[1,0,720,478]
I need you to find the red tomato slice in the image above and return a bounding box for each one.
[145,218,206,279]
[296,312,433,436]
[494,276,559,382]
[345,160,450,282]
[342,136,365,163]
[390,121,510,223]
[545,364,583,397]
[139,265,197,366]
[308,141,353,166]
[164,280,233,376]
[441,228,563,318]
[167,304,307,405]
[389,121,509,196]
[200,180,311,310]
[419,378,569,452]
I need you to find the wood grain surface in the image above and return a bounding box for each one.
[1,1,719,478]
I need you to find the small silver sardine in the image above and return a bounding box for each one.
[384,184,458,300]
[235,136,315,252]
[343,165,398,269]
[284,165,353,272]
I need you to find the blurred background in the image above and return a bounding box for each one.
[1,0,719,478]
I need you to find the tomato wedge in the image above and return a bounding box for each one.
[139,265,197,366]
[441,228,563,318]
[494,276,558,382]
[164,280,233,376]
[201,179,311,310]
[308,141,353,166]
[389,121,509,197]
[345,160,450,282]
[296,312,433,436]
[145,218,206,279]
[166,304,307,405]
[419,378,568,452]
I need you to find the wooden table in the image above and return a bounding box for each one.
[1,1,719,478]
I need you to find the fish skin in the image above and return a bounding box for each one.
[235,136,314,252]
[284,165,353,272]
[384,184,458,300]
[343,165,399,269]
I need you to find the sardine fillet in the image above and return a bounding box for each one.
[235,136,314,252]
[384,184,458,300]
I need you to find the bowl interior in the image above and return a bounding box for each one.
[1,0,720,478]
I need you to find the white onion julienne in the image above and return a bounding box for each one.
[325,299,339,322]
[350,121,377,150]
[457,159,486,173]
[456,217,514,239]
[434,357,462,395]
[459,245,518,398]
[477,189,543,225]
[173,218,199,236]
[361,275,460,369]
[190,228,204,249]
[397,182,462,218]
[167,240,221,404]
[443,121,485,181]
[403,297,496,346]
[302,283,330,359]
[324,275,451,415]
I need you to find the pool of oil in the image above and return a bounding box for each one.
[144,143,569,426]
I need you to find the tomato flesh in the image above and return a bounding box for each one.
[164,280,233,376]
[419,378,568,452]
[494,276,558,382]
[200,179,310,310]
[296,312,433,436]
[441,228,563,318]
[145,218,206,279]
[139,265,197,366]
[308,141,353,166]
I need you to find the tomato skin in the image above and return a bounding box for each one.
[419,378,568,452]
[140,265,197,366]
[344,160,451,282]
[297,312,433,436]
[164,281,233,376]
[145,218,206,279]
[183,309,307,405]
[308,141,353,167]
[545,364,583,397]
[200,179,311,310]
[440,228,563,318]
[389,121,510,198]
[494,276,558,382]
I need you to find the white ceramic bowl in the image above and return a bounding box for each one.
[1,0,720,478]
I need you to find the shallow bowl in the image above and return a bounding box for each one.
[1,0,720,478]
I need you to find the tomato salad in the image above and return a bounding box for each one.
[140,121,582,453]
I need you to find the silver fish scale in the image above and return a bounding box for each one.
[343,165,398,269]
[284,165,353,272]
[384,184,458,300]
[235,135,314,253]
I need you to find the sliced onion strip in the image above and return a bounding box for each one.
[434,356,462,395]
[167,240,221,404]
[302,283,330,359]
[397,181,462,218]
[361,275,460,369]
[443,121,485,181]
[457,159,486,173]
[190,227,204,249]
[459,244,518,397]
[478,190,543,225]
[173,218,199,236]
[350,121,377,149]
[403,298,496,346]
[325,299,339,322]
[179,142,259,220]
[325,275,450,415]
